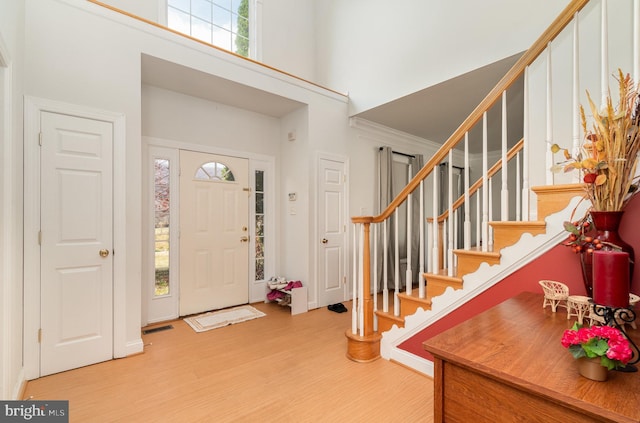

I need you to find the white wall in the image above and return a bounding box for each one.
[142,85,282,155]
[99,0,161,22]
[21,0,350,366]
[260,0,317,81]
[0,0,25,400]
[315,0,572,115]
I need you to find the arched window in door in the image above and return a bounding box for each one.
[195,161,235,182]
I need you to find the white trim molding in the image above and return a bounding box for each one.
[23,96,130,379]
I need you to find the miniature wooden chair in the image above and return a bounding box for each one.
[538,280,569,312]
[586,303,606,326]
[566,295,591,324]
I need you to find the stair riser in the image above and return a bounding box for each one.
[492,227,546,251]
[377,315,404,332]
[456,256,501,278]
[400,298,431,317]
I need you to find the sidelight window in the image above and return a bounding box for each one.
[154,158,171,297]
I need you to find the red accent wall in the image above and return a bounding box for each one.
[398,195,640,361]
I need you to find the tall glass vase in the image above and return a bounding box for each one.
[580,211,634,298]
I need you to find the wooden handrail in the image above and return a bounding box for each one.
[356,0,590,225]
[434,139,524,224]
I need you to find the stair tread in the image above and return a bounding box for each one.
[375,309,404,322]
[531,183,586,194]
[397,292,432,304]
[489,220,546,227]
[453,247,501,258]
[424,269,463,281]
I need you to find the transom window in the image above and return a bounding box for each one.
[195,161,235,181]
[168,0,250,57]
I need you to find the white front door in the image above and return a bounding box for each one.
[318,157,347,307]
[40,111,113,376]
[179,150,249,315]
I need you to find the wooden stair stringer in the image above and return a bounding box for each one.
[380,195,590,375]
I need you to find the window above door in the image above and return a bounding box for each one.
[167,0,251,57]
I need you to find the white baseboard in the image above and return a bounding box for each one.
[12,367,26,400]
[124,339,144,356]
[389,348,433,377]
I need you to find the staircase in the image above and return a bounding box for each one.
[346,0,639,370]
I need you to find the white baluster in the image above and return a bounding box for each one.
[394,208,400,317]
[476,189,481,248]
[372,223,378,332]
[488,176,494,250]
[419,180,425,298]
[635,0,640,81]
[522,67,531,221]
[427,218,433,274]
[601,0,609,107]
[546,44,554,186]
[516,151,522,221]
[464,132,471,250]
[482,112,489,252]
[501,91,509,221]
[636,1,640,180]
[432,167,439,271]
[453,209,459,252]
[383,220,389,313]
[572,12,581,183]
[358,223,364,336]
[352,224,358,335]
[406,191,412,296]
[447,150,454,276]
[442,217,448,269]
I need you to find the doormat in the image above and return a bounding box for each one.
[142,324,174,335]
[184,305,266,333]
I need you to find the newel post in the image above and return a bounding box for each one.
[346,217,381,362]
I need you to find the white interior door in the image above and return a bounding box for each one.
[318,157,347,307]
[40,111,113,376]
[179,150,249,315]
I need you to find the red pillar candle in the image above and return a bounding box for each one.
[592,250,630,308]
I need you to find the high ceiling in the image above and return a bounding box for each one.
[142,53,525,155]
[355,53,525,153]
[141,54,305,118]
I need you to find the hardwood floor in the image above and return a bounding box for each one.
[24,301,434,422]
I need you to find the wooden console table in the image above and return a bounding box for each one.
[423,292,640,423]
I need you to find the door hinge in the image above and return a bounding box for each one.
[38,328,42,343]
[343,276,347,286]
[38,230,42,245]
[38,132,42,146]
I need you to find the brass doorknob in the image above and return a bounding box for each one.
[240,236,249,242]
[322,238,328,244]
[99,249,110,257]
